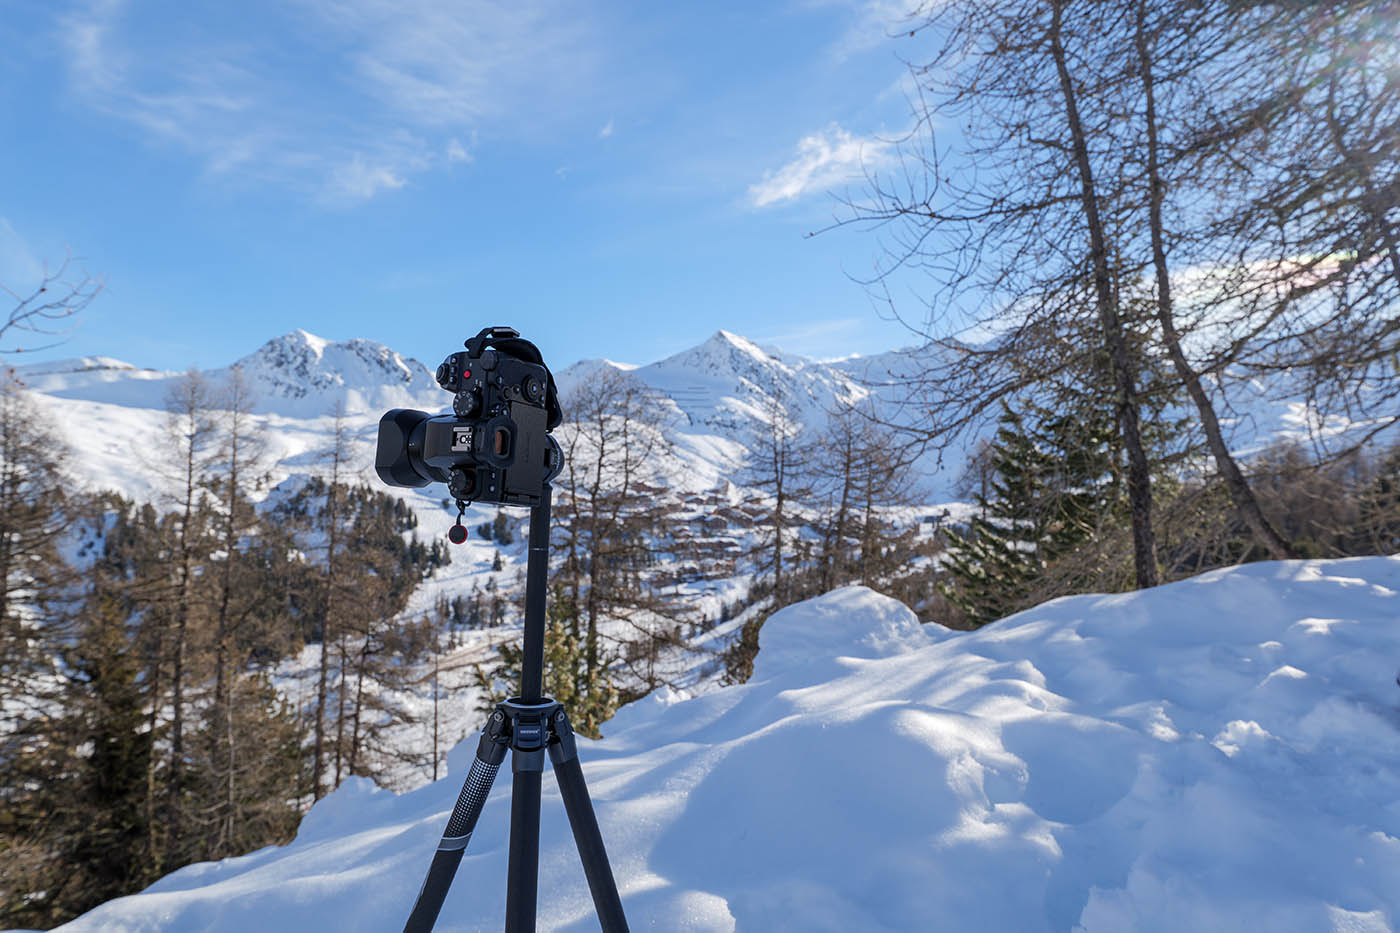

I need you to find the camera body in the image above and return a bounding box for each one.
[375,327,561,507]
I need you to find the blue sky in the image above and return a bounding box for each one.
[1,0,931,372]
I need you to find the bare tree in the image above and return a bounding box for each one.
[157,369,218,847]
[204,365,270,854]
[554,367,691,698]
[313,405,351,800]
[745,381,811,606]
[837,0,1165,586]
[1190,2,1400,454]
[812,404,919,593]
[837,0,1400,578]
[1,250,101,355]
[1127,0,1296,560]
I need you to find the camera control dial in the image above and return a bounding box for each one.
[454,390,481,417]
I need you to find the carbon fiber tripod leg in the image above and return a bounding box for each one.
[548,709,630,933]
[403,712,509,933]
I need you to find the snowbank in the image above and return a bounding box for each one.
[38,557,1400,932]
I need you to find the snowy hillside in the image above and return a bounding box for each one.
[15,327,1374,510]
[35,556,1400,933]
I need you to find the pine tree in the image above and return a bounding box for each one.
[492,510,513,545]
[191,673,305,856]
[60,596,155,911]
[474,584,619,738]
[0,370,71,704]
[1356,442,1400,555]
[940,404,1057,626]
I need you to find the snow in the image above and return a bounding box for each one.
[15,327,1389,512]
[32,556,1400,933]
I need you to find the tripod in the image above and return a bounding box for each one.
[403,487,630,933]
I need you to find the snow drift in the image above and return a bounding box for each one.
[36,557,1400,932]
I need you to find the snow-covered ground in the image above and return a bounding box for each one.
[29,555,1400,933]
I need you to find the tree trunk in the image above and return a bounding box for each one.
[313,481,339,800]
[1133,0,1296,562]
[167,434,196,848]
[1050,0,1159,588]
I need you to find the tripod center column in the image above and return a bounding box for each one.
[519,485,552,704]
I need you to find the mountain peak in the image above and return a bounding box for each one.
[232,332,438,414]
[707,329,770,360]
[290,329,331,356]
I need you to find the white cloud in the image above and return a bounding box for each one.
[445,137,472,163]
[54,0,604,202]
[598,118,614,139]
[326,155,407,202]
[749,124,893,208]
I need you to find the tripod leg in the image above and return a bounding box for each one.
[505,754,545,933]
[548,710,630,933]
[404,716,508,933]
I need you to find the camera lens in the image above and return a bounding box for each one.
[375,409,435,487]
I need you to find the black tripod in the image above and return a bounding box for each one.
[403,487,630,933]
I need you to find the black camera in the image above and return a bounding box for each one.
[375,326,563,508]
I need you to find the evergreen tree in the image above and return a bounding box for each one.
[0,370,71,704]
[474,584,619,738]
[59,596,155,912]
[1356,442,1400,556]
[191,672,305,857]
[940,404,1058,626]
[492,510,514,545]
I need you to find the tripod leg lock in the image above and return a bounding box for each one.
[476,709,510,766]
[547,708,580,766]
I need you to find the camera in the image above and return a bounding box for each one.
[375,326,562,507]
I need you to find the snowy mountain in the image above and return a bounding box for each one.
[17,329,442,419]
[36,556,1400,932]
[15,326,1377,512]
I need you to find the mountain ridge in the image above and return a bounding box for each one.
[14,326,1385,509]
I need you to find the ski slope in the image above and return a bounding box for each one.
[31,556,1400,932]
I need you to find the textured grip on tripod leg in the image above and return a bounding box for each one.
[403,754,502,933]
[440,758,500,850]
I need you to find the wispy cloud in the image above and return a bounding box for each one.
[827,0,924,61]
[749,124,893,208]
[445,137,472,163]
[54,0,604,203]
[326,155,407,201]
[755,316,867,353]
[0,219,45,292]
[598,119,614,139]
